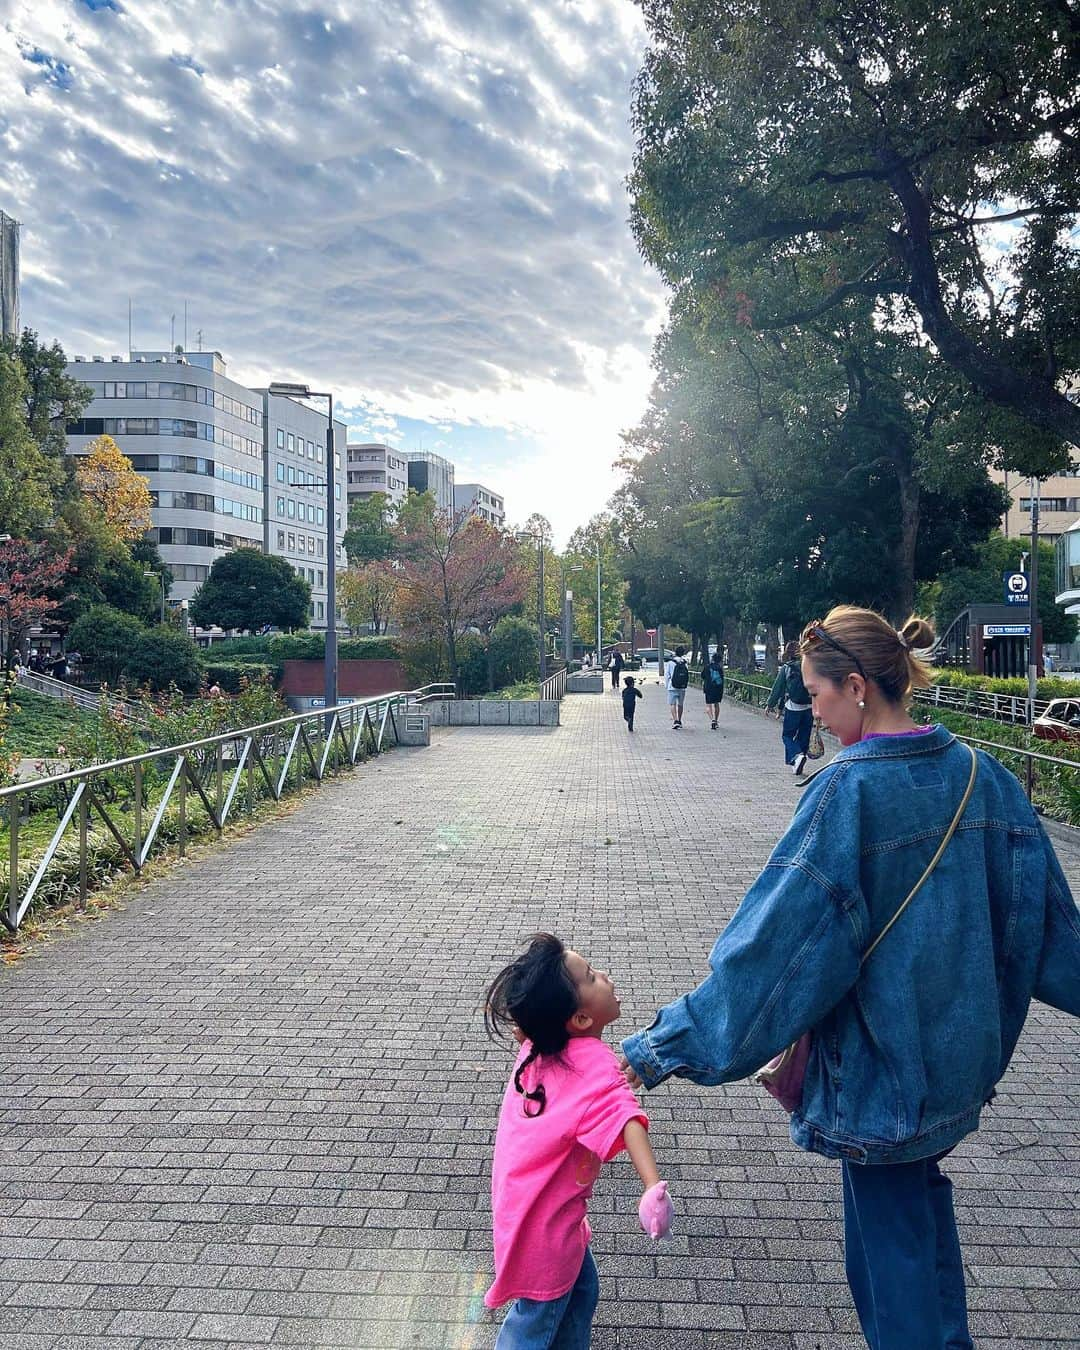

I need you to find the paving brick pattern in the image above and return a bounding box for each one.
[0,686,1077,1349]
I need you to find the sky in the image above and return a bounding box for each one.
[0,0,667,545]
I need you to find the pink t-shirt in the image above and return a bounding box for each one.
[485,1036,648,1308]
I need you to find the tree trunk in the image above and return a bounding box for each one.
[763,623,780,675]
[728,620,755,671]
[890,455,920,627]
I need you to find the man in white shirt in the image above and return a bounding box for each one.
[664,646,690,729]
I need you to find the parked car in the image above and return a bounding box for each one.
[1033,698,1080,743]
[635,647,676,675]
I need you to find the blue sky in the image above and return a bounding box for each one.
[1,0,667,544]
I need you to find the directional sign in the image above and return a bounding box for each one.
[985,624,1031,637]
[1004,571,1030,606]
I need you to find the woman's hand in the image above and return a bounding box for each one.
[618,1053,642,1089]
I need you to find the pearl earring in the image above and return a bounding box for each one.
[857,699,865,708]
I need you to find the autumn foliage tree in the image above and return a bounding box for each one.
[0,539,74,673]
[394,494,528,683]
[76,435,153,543]
[339,560,399,635]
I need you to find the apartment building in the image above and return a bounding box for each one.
[989,466,1080,547]
[454,482,505,528]
[345,443,409,507]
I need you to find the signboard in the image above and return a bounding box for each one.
[405,716,426,731]
[309,696,359,708]
[1003,571,1029,605]
[984,624,1030,637]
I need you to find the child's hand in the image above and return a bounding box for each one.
[638,1180,674,1240]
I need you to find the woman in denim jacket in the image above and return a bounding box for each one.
[621,605,1080,1350]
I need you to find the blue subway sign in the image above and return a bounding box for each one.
[1004,571,1029,605]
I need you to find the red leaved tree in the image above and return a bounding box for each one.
[0,539,75,674]
[394,497,528,686]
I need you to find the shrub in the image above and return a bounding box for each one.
[202,660,277,694]
[124,626,202,696]
[490,616,539,687]
[266,633,403,662]
[68,605,146,686]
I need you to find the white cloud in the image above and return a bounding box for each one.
[0,0,667,541]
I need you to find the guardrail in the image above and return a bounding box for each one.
[0,684,451,934]
[16,670,146,722]
[913,684,1050,725]
[540,668,567,701]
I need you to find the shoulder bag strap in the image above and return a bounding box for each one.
[860,743,978,966]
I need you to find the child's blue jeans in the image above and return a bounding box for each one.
[842,1152,973,1350]
[494,1247,599,1349]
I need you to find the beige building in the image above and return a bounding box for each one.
[989,467,1080,546]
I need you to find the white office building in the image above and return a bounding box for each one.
[404,450,455,515]
[65,350,345,629]
[255,389,347,629]
[455,482,506,529]
[345,443,409,507]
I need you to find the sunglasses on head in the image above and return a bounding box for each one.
[801,623,867,680]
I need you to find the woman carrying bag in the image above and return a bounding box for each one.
[619,605,1080,1350]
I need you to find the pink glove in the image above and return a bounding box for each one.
[638,1180,674,1239]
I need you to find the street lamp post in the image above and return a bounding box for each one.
[515,529,547,683]
[595,540,602,668]
[268,382,338,727]
[144,569,166,624]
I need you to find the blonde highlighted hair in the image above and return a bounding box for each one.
[798,605,935,706]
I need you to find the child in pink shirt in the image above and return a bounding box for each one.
[483,933,674,1347]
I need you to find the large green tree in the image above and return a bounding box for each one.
[190,549,311,632]
[631,0,1080,456]
[343,492,397,564]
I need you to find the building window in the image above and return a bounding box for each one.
[317,601,324,620]
[276,496,285,515]
[317,570,324,587]
[287,500,295,518]
[287,433,295,453]
[288,532,295,549]
[276,429,285,449]
[277,530,285,547]
[276,463,285,482]
[317,539,324,556]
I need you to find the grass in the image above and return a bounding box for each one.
[481,682,541,700]
[6,690,91,759]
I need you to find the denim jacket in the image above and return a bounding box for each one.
[622,725,1080,1164]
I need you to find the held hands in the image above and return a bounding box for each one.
[638,1181,674,1240]
[617,1053,642,1089]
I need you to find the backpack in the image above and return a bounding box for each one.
[671,659,689,690]
[784,659,809,704]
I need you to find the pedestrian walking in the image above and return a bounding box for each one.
[702,651,724,729]
[609,647,623,690]
[664,645,689,729]
[621,675,642,733]
[766,639,813,774]
[483,934,674,1348]
[619,605,1080,1350]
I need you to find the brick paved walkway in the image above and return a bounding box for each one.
[0,688,1077,1349]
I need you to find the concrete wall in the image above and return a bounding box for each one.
[567,673,605,693]
[418,699,560,727]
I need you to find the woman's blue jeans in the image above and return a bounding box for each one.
[494,1248,599,1349]
[781,707,813,764]
[842,1153,973,1350]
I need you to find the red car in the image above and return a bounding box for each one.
[1033,698,1080,743]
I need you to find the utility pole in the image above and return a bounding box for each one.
[1028,477,1040,723]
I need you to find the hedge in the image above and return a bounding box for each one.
[202,661,277,694]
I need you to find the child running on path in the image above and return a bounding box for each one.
[621,675,642,732]
[483,934,673,1347]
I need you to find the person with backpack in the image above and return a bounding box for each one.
[664,646,690,729]
[703,651,725,730]
[766,640,813,773]
[609,648,624,691]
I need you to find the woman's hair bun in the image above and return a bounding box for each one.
[899,616,935,650]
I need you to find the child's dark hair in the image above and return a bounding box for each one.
[623,675,635,687]
[484,933,579,1117]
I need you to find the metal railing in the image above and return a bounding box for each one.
[913,684,1050,725]
[540,667,567,701]
[16,670,146,722]
[0,685,451,933]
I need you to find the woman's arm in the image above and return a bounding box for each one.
[621,859,862,1090]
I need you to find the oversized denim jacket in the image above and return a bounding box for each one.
[621,725,1080,1164]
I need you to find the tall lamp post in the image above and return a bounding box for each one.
[144,569,166,624]
[268,382,338,723]
[562,562,583,663]
[515,529,547,682]
[595,540,602,667]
